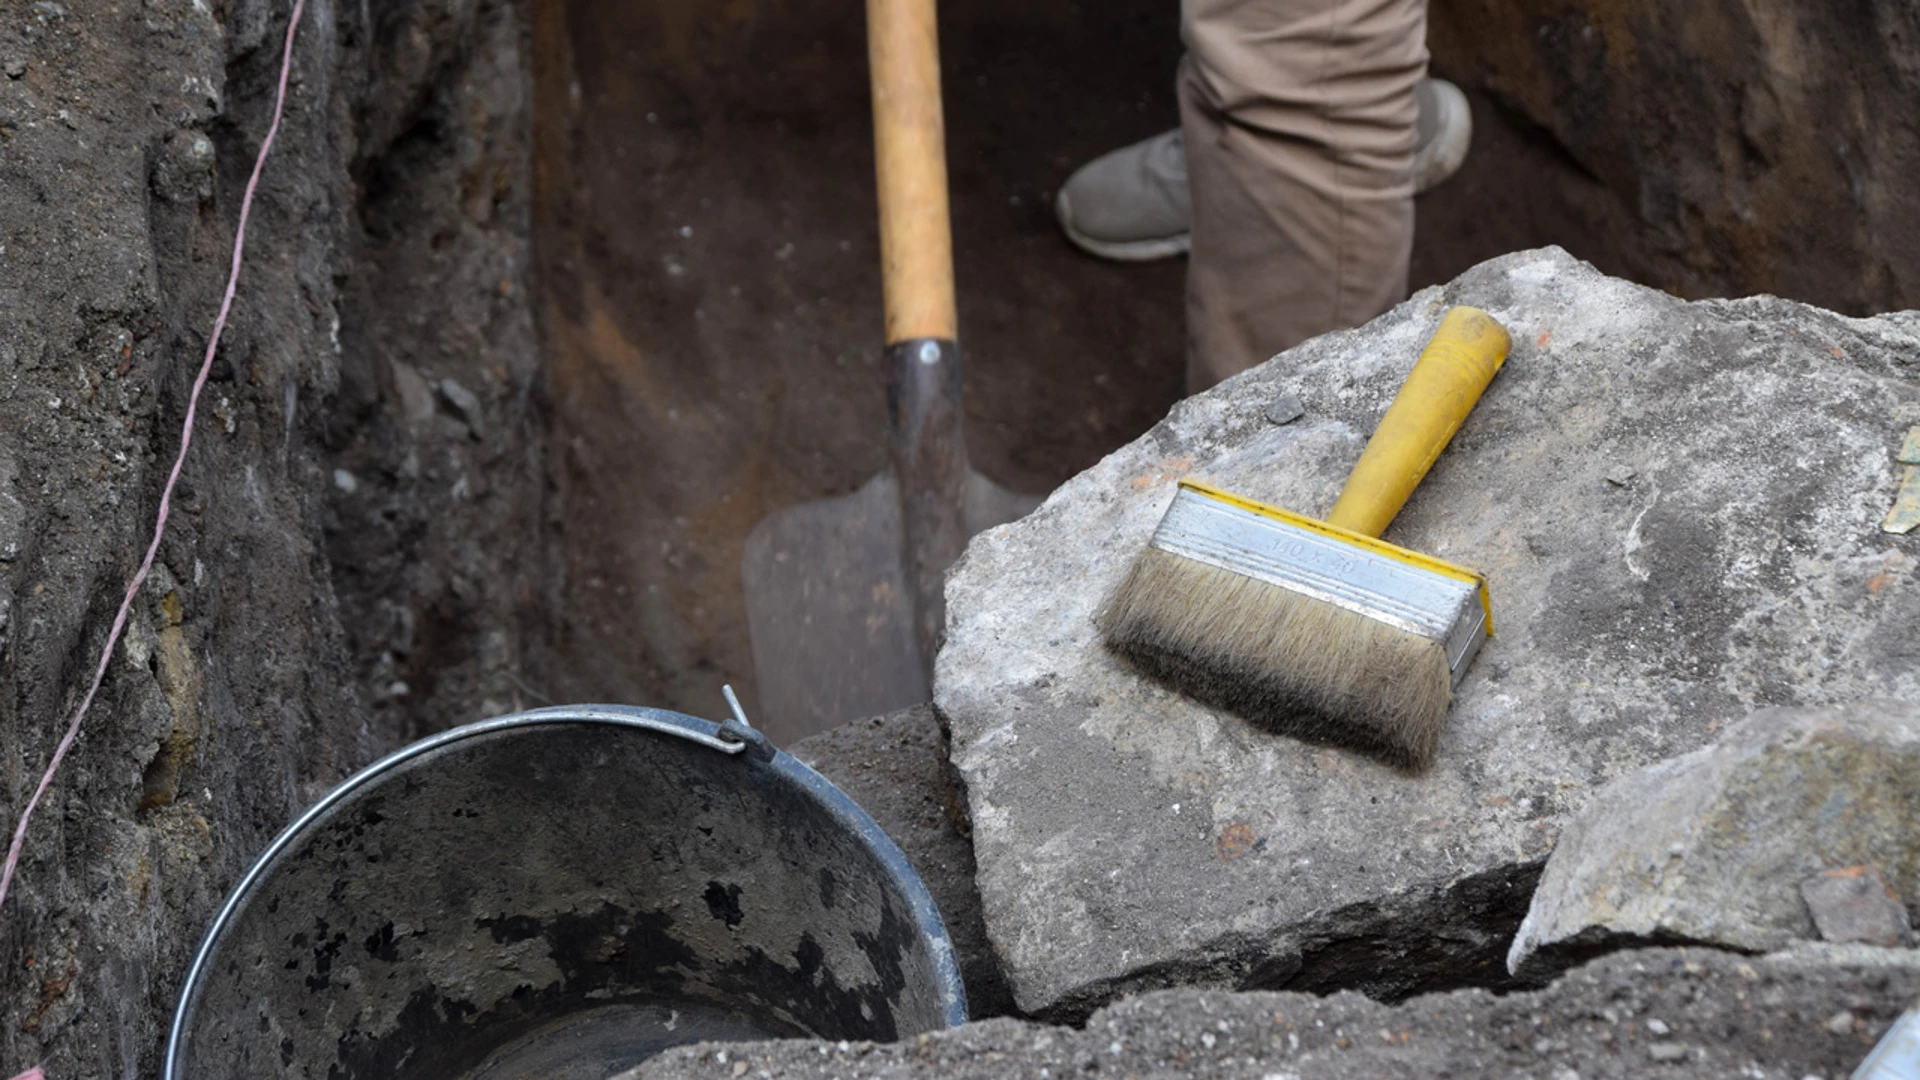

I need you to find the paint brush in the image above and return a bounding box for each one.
[1097,306,1511,768]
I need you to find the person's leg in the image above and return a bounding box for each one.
[1181,0,1426,391]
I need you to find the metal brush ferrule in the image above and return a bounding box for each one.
[1149,485,1491,685]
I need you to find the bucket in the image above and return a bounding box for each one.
[164,703,967,1078]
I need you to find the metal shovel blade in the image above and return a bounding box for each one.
[743,469,1039,745]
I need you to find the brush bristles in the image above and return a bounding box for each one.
[1097,546,1453,769]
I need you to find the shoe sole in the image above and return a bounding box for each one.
[1055,190,1191,263]
[1413,80,1473,194]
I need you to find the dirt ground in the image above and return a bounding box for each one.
[531,0,1644,732]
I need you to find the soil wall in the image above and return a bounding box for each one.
[0,0,545,1072]
[1429,0,1920,314]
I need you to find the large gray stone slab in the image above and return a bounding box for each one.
[1509,700,1920,975]
[936,247,1920,1017]
[630,946,1920,1079]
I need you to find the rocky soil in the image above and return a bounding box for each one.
[323,0,554,743]
[0,0,366,1071]
[0,0,547,1073]
[1429,0,1920,316]
[635,946,1920,1080]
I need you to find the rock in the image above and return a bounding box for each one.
[1509,701,1920,975]
[1645,1041,1691,1063]
[436,376,486,440]
[629,946,1920,1079]
[149,128,216,204]
[0,455,23,562]
[1265,391,1306,425]
[1803,867,1915,949]
[390,360,437,427]
[936,248,1920,1018]
[789,707,1018,1018]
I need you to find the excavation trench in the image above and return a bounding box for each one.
[323,0,1898,1036]
[4,0,1914,1070]
[337,0,1920,753]
[522,0,1642,738]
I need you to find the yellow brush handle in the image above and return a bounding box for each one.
[1325,306,1511,538]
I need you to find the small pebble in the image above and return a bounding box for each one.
[4,59,24,79]
[436,377,485,440]
[1647,1042,1689,1063]
[1823,1010,1856,1035]
[1605,464,1637,486]
[1266,392,1306,426]
[1646,1018,1670,1035]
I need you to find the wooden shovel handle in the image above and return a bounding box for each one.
[868,0,957,344]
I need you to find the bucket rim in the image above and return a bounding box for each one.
[163,703,969,1078]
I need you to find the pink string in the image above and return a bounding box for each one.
[0,0,307,918]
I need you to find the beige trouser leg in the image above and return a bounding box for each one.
[1181,0,1427,391]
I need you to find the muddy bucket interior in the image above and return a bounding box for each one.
[164,705,966,1079]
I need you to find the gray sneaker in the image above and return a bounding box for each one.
[1411,77,1472,194]
[1056,77,1474,262]
[1054,128,1194,262]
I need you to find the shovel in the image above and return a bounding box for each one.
[742,0,1038,745]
